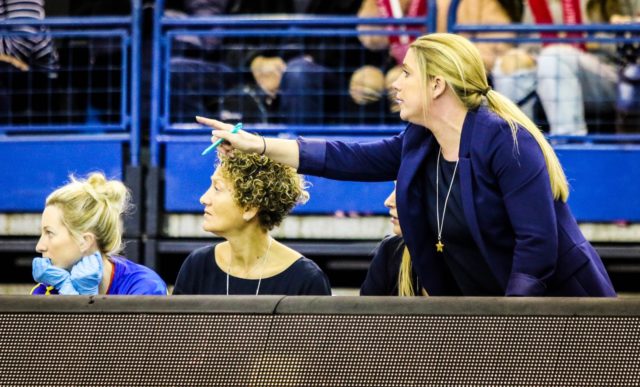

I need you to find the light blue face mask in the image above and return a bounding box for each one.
[492,66,537,118]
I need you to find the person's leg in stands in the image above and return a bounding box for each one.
[491,48,538,120]
[537,44,617,135]
[170,57,234,122]
[279,56,329,125]
[577,50,618,134]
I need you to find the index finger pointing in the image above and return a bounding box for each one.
[195,116,234,131]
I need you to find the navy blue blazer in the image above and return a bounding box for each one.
[298,107,616,296]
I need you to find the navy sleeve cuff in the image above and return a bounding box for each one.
[297,137,327,176]
[505,273,547,296]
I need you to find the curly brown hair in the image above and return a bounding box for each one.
[217,152,309,230]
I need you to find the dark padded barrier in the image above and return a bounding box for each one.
[1,296,639,386]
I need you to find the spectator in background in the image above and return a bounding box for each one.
[607,1,640,133]
[0,0,59,124]
[0,0,57,69]
[278,0,389,125]
[361,187,427,296]
[352,0,519,113]
[491,0,636,135]
[164,0,235,123]
[167,0,386,125]
[173,151,331,295]
[31,173,167,295]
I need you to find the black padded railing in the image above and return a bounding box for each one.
[1,296,639,386]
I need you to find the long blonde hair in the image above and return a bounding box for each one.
[397,246,414,296]
[410,33,568,201]
[46,172,131,255]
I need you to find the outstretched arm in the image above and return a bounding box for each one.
[196,116,301,169]
[197,116,404,181]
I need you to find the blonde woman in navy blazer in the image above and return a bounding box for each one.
[197,33,616,297]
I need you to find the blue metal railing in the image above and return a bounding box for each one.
[0,0,142,215]
[152,24,428,165]
[0,1,142,166]
[149,0,640,222]
[150,0,640,167]
[150,0,436,167]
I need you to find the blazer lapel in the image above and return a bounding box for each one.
[459,108,507,288]
[397,125,451,295]
[397,124,431,233]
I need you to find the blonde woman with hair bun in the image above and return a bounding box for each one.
[31,173,167,295]
[199,33,615,297]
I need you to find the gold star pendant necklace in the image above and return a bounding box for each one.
[436,147,459,253]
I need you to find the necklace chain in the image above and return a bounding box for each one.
[436,147,459,252]
[226,236,273,295]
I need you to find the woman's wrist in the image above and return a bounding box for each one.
[252,133,267,156]
[259,135,267,156]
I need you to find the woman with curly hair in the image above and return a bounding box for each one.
[172,152,331,295]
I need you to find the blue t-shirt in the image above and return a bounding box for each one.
[173,244,332,295]
[30,284,58,295]
[31,256,167,295]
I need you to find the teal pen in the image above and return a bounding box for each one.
[201,122,243,156]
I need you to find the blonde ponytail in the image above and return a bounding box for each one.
[485,91,569,201]
[397,247,414,296]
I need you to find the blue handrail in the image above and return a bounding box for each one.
[161,16,432,27]
[151,0,166,167]
[130,0,141,166]
[0,17,133,27]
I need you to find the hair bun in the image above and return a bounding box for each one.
[84,172,130,215]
